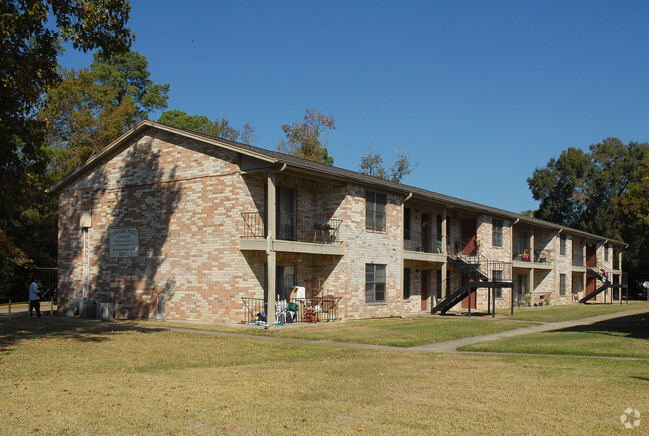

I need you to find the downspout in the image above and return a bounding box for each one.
[400,193,413,318]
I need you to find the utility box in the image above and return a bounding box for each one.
[97,303,115,320]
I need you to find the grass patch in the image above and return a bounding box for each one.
[461,311,649,358]
[140,316,538,347]
[497,300,649,322]
[1,317,648,434]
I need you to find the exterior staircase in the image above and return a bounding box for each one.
[579,267,612,303]
[432,251,512,315]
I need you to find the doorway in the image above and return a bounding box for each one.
[421,270,428,311]
[461,218,477,255]
[421,214,430,252]
[586,244,596,268]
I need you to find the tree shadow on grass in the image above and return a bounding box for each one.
[0,316,165,352]
[553,313,649,340]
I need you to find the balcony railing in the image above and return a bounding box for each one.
[241,212,342,245]
[242,296,341,325]
[447,237,479,257]
[512,236,531,262]
[534,248,553,264]
[404,230,443,253]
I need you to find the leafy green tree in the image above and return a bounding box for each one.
[528,137,649,296]
[91,51,169,126]
[157,110,255,144]
[359,147,418,183]
[617,154,649,286]
[40,68,137,178]
[0,0,133,166]
[277,108,335,165]
[528,147,592,227]
[529,138,648,237]
[0,0,133,301]
[158,110,211,132]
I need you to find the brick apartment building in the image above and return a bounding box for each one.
[48,121,626,324]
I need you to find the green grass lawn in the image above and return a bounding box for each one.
[1,317,648,435]
[146,316,538,347]
[137,302,649,348]
[460,311,649,358]
[496,300,649,322]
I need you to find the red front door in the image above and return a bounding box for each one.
[586,277,596,295]
[461,286,477,309]
[461,218,477,255]
[421,270,428,311]
[586,244,596,267]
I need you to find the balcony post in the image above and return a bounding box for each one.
[529,229,534,262]
[266,171,277,327]
[441,208,447,254]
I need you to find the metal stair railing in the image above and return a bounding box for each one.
[432,238,513,314]
[580,263,613,303]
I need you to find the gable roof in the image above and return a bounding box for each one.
[47,120,626,247]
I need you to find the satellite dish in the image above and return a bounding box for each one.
[643,281,649,289]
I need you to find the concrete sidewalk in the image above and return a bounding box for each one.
[409,307,649,353]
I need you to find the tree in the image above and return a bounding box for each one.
[277,108,335,165]
[39,68,137,178]
[91,51,169,127]
[616,154,649,286]
[359,147,418,183]
[528,137,649,297]
[359,147,387,179]
[158,110,211,132]
[0,0,133,301]
[528,138,648,237]
[157,110,255,144]
[0,0,133,166]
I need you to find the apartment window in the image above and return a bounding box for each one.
[366,264,386,303]
[403,267,411,300]
[404,208,411,240]
[492,219,503,248]
[560,274,567,296]
[604,243,609,262]
[560,234,567,256]
[493,270,503,298]
[366,191,387,232]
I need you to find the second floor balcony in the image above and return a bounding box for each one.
[404,229,443,254]
[240,212,344,255]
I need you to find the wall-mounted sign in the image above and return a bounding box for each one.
[110,227,139,258]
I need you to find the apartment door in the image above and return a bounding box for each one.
[264,264,296,302]
[421,214,430,252]
[586,244,596,268]
[461,288,477,309]
[276,187,296,241]
[586,277,596,295]
[421,270,428,311]
[461,273,477,309]
[461,218,477,255]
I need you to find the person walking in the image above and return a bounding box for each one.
[29,276,42,318]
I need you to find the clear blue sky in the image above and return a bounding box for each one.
[59,0,649,214]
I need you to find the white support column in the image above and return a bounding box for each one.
[266,172,277,327]
[441,263,448,299]
[529,268,535,301]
